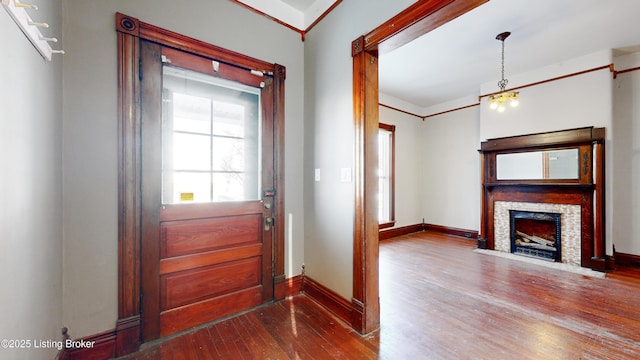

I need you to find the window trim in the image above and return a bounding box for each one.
[378,122,395,229]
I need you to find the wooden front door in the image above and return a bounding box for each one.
[140,41,276,340]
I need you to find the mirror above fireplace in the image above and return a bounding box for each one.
[496,148,579,180]
[480,127,603,186]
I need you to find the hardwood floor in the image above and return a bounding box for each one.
[378,232,640,360]
[118,231,640,359]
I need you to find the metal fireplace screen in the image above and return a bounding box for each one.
[509,210,561,262]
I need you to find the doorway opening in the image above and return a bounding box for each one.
[351,0,489,334]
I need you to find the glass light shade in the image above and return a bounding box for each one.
[488,91,519,112]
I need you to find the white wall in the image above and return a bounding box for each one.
[62,0,305,337]
[303,0,415,300]
[612,51,640,255]
[422,106,481,231]
[379,106,423,229]
[480,51,613,140]
[0,1,63,359]
[378,103,481,233]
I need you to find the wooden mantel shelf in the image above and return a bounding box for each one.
[481,127,605,152]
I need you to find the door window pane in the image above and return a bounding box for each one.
[172,93,212,134]
[212,173,247,202]
[171,172,212,203]
[173,133,211,171]
[212,102,246,137]
[162,66,261,204]
[211,137,245,172]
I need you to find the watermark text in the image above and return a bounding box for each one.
[1,338,95,351]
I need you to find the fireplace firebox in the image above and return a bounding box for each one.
[510,210,561,262]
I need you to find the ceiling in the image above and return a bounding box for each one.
[234,0,339,30]
[379,0,640,113]
[237,0,640,113]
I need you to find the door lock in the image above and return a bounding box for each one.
[264,216,274,231]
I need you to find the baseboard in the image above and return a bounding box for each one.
[350,298,365,334]
[379,223,479,241]
[379,223,424,240]
[423,223,478,240]
[275,274,304,299]
[614,252,640,268]
[115,315,140,357]
[302,276,352,325]
[61,328,116,360]
[62,275,357,358]
[61,276,304,359]
[590,257,607,272]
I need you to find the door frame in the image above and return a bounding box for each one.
[115,13,286,355]
[350,0,489,334]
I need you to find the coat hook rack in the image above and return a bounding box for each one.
[14,0,36,9]
[1,0,64,61]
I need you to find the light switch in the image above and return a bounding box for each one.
[340,168,352,182]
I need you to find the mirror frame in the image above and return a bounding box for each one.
[481,127,605,186]
[489,145,591,184]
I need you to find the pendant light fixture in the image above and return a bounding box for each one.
[488,31,519,112]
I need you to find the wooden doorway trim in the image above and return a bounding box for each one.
[115,12,286,356]
[350,0,489,334]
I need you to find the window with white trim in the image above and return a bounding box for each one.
[378,123,395,228]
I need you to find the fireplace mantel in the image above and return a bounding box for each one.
[478,127,608,271]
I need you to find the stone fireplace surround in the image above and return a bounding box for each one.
[495,201,581,266]
[478,127,607,271]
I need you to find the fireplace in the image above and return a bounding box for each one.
[478,127,607,271]
[510,210,561,262]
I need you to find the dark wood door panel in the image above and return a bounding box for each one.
[161,256,261,310]
[160,243,263,274]
[159,201,263,222]
[160,285,263,337]
[161,214,262,258]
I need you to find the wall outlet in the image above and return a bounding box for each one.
[314,168,321,182]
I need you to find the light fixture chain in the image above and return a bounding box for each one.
[498,37,507,91]
[488,31,519,112]
[501,38,505,84]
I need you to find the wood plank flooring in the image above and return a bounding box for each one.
[118,231,640,359]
